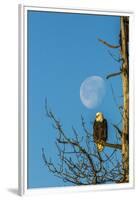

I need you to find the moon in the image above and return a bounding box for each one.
[80,76,106,109]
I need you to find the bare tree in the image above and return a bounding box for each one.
[42,16,129,185]
[42,100,123,185]
[98,16,129,182]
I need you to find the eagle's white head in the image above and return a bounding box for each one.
[95,112,104,122]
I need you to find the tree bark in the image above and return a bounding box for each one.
[120,16,129,182]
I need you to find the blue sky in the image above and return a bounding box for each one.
[27,10,122,188]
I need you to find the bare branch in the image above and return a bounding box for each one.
[112,124,122,137]
[107,50,123,62]
[98,38,120,48]
[104,142,122,150]
[106,71,121,79]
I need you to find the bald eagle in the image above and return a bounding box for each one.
[93,112,108,152]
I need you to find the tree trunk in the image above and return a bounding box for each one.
[120,16,129,182]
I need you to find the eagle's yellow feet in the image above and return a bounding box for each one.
[97,143,104,152]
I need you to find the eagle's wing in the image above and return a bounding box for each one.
[103,119,108,142]
[93,120,100,142]
[93,120,99,142]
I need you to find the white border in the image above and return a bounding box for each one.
[18,4,134,196]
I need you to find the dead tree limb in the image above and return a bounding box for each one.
[98,38,120,48]
[120,16,129,182]
[106,71,122,79]
[104,142,122,150]
[98,17,129,182]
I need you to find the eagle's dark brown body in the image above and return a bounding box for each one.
[93,119,108,143]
